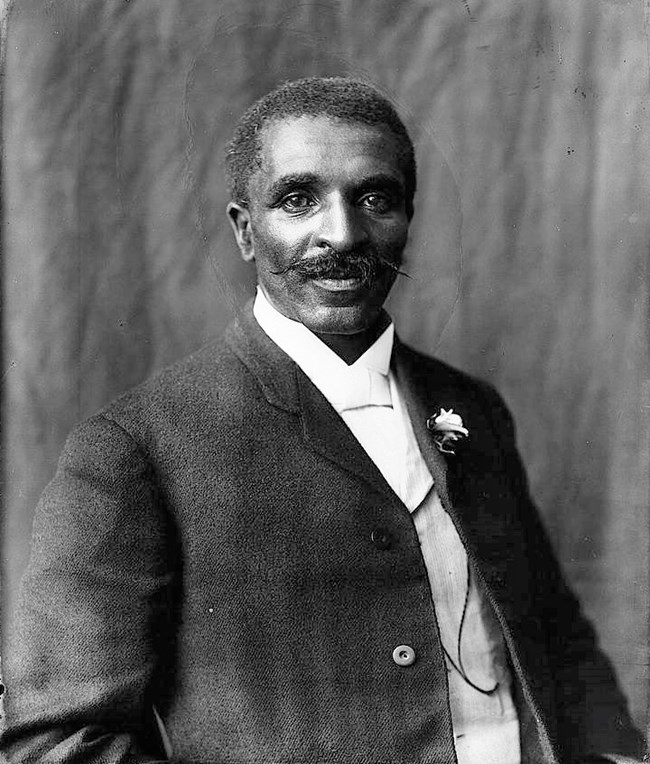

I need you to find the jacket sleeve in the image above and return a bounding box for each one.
[481,384,647,762]
[0,414,175,763]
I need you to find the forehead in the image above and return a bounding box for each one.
[251,116,404,191]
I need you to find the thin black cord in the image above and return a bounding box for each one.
[442,558,499,696]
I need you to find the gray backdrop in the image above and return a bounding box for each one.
[2,0,649,736]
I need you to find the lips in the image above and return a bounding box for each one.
[310,276,365,292]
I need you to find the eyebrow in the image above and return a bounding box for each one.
[356,173,405,196]
[267,173,321,200]
[266,172,404,200]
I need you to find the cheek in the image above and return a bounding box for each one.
[253,221,309,265]
[376,222,409,255]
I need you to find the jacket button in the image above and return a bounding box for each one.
[371,527,392,550]
[392,645,416,666]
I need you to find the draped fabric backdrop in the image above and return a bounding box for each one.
[2,0,649,737]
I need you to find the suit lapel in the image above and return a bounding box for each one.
[392,338,480,517]
[297,372,402,504]
[393,339,516,600]
[227,302,402,504]
[225,302,301,415]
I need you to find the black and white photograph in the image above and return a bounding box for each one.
[0,2,648,762]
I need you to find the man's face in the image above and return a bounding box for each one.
[228,116,411,337]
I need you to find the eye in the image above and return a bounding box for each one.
[359,192,393,213]
[280,192,315,212]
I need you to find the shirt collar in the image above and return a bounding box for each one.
[253,287,394,410]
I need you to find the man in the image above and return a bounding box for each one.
[0,77,644,763]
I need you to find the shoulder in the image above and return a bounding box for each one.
[106,336,234,409]
[103,335,247,421]
[63,333,256,462]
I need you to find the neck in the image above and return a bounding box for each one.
[314,313,391,365]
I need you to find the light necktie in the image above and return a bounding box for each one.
[334,367,392,412]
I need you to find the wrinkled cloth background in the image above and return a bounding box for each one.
[2,0,649,736]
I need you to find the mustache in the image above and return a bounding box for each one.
[271,249,410,282]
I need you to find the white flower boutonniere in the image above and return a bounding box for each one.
[426,408,469,455]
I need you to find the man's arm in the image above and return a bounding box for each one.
[0,415,175,763]
[482,384,646,762]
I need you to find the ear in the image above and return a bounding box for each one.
[227,202,255,262]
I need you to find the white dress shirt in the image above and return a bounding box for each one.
[253,288,521,764]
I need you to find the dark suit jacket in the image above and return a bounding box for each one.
[0,304,644,764]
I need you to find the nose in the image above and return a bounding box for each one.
[314,195,368,252]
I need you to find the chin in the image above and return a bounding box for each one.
[301,304,382,337]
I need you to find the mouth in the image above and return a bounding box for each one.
[310,276,366,292]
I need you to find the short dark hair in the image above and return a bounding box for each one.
[225,77,417,219]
